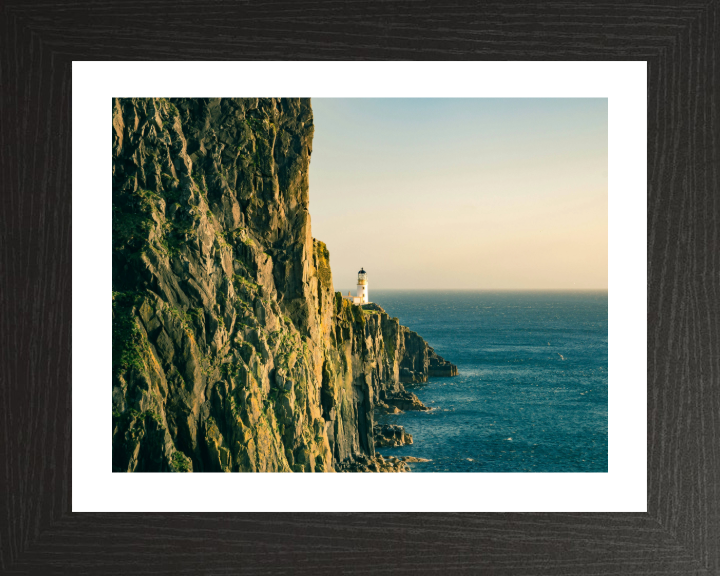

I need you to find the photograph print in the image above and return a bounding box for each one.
[112,97,607,473]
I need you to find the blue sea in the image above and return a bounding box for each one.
[363,290,608,473]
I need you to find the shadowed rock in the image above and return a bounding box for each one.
[374,424,413,448]
[112,97,457,473]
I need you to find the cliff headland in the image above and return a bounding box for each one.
[112,97,457,472]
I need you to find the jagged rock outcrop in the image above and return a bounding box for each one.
[382,391,430,412]
[400,329,459,383]
[335,454,410,473]
[112,97,456,473]
[428,349,459,377]
[374,424,413,448]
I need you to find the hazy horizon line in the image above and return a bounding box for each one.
[335,287,609,292]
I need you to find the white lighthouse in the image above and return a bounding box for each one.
[357,268,369,304]
[342,267,370,305]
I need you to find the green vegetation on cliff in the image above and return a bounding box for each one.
[111,97,455,473]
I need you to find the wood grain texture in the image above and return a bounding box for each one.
[1,0,718,573]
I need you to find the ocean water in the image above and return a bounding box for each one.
[365,290,608,473]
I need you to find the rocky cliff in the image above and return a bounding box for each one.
[112,97,456,473]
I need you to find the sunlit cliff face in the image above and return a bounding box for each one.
[111,98,456,473]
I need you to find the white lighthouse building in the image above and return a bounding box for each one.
[342,268,370,305]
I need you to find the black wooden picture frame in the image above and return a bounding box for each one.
[2,1,718,574]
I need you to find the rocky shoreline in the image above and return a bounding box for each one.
[374,423,413,448]
[335,453,432,473]
[111,97,456,472]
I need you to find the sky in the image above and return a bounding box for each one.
[308,98,607,291]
